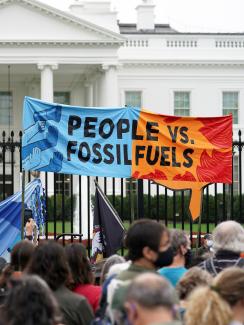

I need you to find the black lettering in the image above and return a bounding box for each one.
[116,144,121,164]
[99,119,114,139]
[67,141,77,161]
[167,126,178,143]
[135,146,146,165]
[146,146,160,165]
[84,117,97,138]
[92,143,102,164]
[132,120,144,140]
[78,142,91,162]
[146,122,159,141]
[179,127,189,144]
[68,115,81,135]
[160,147,170,166]
[104,144,114,164]
[124,144,132,165]
[117,119,130,139]
[172,147,181,167]
[183,148,194,168]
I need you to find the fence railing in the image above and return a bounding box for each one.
[1,130,244,249]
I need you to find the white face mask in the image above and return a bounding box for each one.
[206,240,213,248]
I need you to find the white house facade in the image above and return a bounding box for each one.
[0,0,243,229]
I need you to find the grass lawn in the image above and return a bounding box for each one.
[46,221,72,234]
[46,220,215,235]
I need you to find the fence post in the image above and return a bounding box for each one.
[137,179,144,218]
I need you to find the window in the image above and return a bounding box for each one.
[222,92,239,124]
[125,91,142,107]
[53,92,71,195]
[0,92,12,125]
[55,174,72,196]
[174,91,190,116]
[54,92,70,105]
[0,175,13,200]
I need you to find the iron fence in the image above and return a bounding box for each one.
[1,130,244,250]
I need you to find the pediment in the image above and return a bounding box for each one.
[0,0,124,44]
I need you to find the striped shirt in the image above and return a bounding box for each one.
[198,250,244,276]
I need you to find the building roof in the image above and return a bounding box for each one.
[119,23,244,36]
[119,23,178,34]
[0,0,124,43]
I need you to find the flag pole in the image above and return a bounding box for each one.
[196,214,202,255]
[21,170,25,240]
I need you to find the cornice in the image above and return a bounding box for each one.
[120,59,244,67]
[0,0,125,44]
[0,40,121,46]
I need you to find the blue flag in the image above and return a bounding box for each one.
[0,179,45,257]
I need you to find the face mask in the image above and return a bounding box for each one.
[206,240,213,248]
[184,249,192,268]
[154,246,174,268]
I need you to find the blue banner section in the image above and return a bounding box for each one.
[22,97,140,177]
[0,179,44,257]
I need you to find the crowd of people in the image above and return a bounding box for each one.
[0,219,244,325]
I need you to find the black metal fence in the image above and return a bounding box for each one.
[1,130,244,248]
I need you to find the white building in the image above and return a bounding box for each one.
[0,0,243,227]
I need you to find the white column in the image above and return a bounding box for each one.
[84,82,93,107]
[37,64,58,194]
[37,64,58,102]
[101,64,118,107]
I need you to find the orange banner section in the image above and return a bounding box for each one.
[131,112,232,220]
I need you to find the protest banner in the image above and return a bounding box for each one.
[22,96,232,220]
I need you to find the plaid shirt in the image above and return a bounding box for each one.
[199,250,244,276]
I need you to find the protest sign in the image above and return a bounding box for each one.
[22,97,232,219]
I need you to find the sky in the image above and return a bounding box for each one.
[40,0,244,33]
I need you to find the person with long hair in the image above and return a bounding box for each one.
[0,240,35,304]
[65,243,102,313]
[27,240,94,325]
[185,267,244,325]
[0,275,63,325]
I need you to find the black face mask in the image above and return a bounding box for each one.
[184,249,192,268]
[154,246,174,268]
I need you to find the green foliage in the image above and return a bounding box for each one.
[47,194,76,221]
[46,191,242,225]
[92,192,243,224]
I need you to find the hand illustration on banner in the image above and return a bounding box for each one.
[22,104,63,172]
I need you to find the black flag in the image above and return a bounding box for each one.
[91,182,125,263]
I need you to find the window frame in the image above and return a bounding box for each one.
[122,90,143,108]
[222,90,239,124]
[172,90,191,117]
[0,91,13,126]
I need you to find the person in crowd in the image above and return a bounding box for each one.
[124,273,181,325]
[65,243,102,313]
[175,267,213,315]
[25,217,37,244]
[198,233,213,257]
[158,229,191,286]
[107,219,172,323]
[8,240,35,274]
[0,275,63,325]
[0,240,35,302]
[100,254,125,285]
[96,257,130,321]
[27,240,94,325]
[0,257,7,275]
[199,221,244,275]
[185,267,244,325]
[0,257,7,305]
